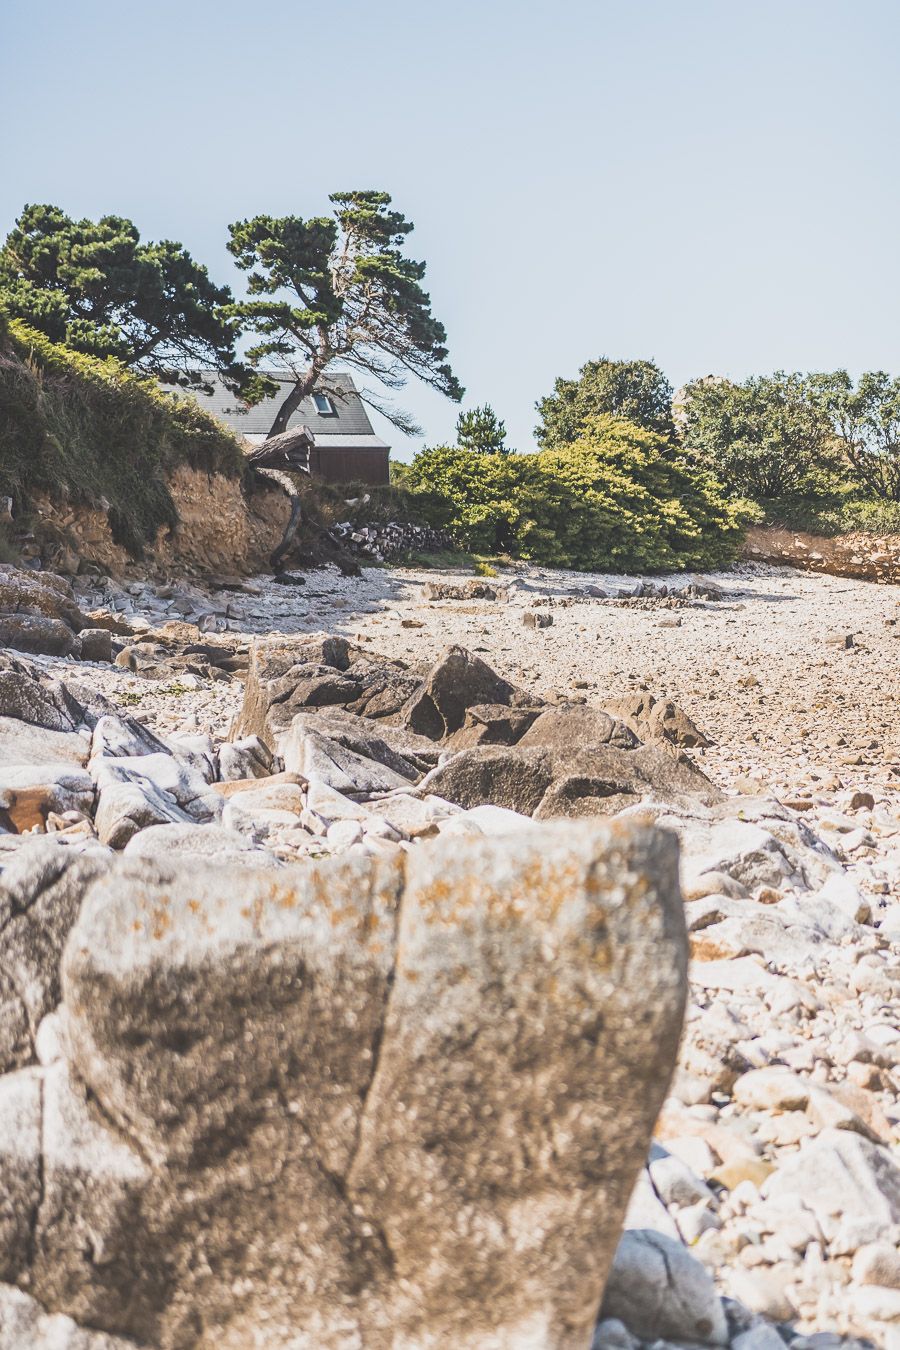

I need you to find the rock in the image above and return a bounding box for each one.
[281,710,439,775]
[0,764,93,833]
[519,706,639,753]
[648,1150,716,1209]
[602,692,712,750]
[0,1282,141,1348]
[523,610,553,628]
[731,1323,792,1350]
[443,703,542,750]
[0,840,110,1072]
[122,823,279,868]
[591,1317,640,1349]
[0,615,77,657]
[89,714,167,762]
[436,803,537,837]
[285,727,419,796]
[0,654,86,732]
[217,735,275,782]
[623,1168,682,1240]
[0,1069,42,1276]
[732,1067,810,1112]
[418,745,554,815]
[76,629,112,663]
[35,819,687,1347]
[535,745,721,818]
[851,1241,900,1288]
[0,718,90,769]
[400,644,521,740]
[233,635,356,740]
[420,741,719,819]
[0,565,84,629]
[93,778,188,848]
[724,1268,796,1321]
[762,1129,900,1227]
[600,1230,728,1345]
[422,579,505,602]
[165,733,217,784]
[92,753,222,825]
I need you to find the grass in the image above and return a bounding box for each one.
[0,311,245,556]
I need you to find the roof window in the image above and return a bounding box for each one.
[312,392,336,416]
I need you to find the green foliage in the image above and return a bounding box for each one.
[227,191,462,437]
[536,357,675,446]
[808,370,900,501]
[456,403,508,454]
[681,373,840,501]
[403,445,523,554]
[0,204,244,390]
[405,416,747,571]
[762,491,900,537]
[0,314,244,554]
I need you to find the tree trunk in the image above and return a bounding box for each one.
[256,376,319,573]
[267,375,315,438]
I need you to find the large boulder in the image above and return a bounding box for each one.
[419,743,721,818]
[600,1230,727,1345]
[0,764,94,833]
[0,717,90,769]
[519,706,639,753]
[0,654,87,732]
[234,636,418,743]
[0,567,85,657]
[601,693,712,751]
[0,566,84,630]
[0,615,78,657]
[399,645,527,740]
[0,820,687,1348]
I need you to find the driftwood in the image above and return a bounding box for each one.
[246,426,314,571]
[245,426,313,473]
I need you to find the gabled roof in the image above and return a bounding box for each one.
[183,370,382,440]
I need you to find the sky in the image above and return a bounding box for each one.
[3,0,900,459]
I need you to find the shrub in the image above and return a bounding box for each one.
[536,357,675,446]
[0,313,244,554]
[405,415,748,572]
[681,373,841,502]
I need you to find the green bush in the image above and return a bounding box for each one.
[681,373,840,502]
[761,492,900,537]
[0,312,244,554]
[405,415,749,572]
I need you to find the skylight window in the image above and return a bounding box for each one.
[312,392,336,416]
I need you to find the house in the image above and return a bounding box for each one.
[187,371,391,486]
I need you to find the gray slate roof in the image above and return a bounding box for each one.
[184,371,379,439]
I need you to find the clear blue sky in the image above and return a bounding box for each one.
[4,0,900,458]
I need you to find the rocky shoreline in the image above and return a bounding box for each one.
[0,558,897,1348]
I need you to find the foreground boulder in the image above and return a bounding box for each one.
[0,820,687,1348]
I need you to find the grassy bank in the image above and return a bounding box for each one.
[0,312,244,555]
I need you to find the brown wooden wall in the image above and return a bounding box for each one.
[309,446,390,486]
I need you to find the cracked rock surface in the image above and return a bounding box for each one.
[1,823,685,1349]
